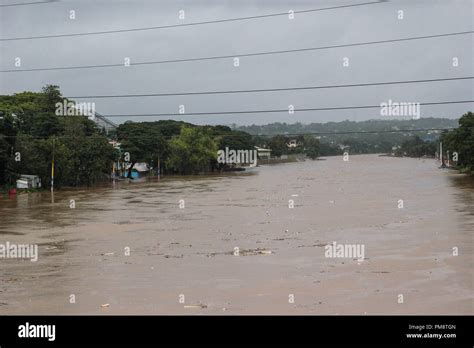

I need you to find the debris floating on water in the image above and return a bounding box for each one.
[238,248,273,256]
[184,303,207,309]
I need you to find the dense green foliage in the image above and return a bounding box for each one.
[304,135,321,160]
[0,88,261,186]
[440,112,474,173]
[237,118,459,135]
[166,126,218,174]
[0,86,116,188]
[395,136,437,157]
[116,120,173,175]
[116,121,255,174]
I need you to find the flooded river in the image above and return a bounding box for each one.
[0,154,473,314]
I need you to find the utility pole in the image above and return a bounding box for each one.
[157,156,160,177]
[51,137,55,192]
[439,142,443,163]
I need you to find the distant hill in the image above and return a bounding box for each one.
[236,118,462,156]
[234,118,459,135]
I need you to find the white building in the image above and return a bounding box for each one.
[255,146,272,160]
[287,139,302,148]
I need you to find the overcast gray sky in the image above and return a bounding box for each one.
[0,0,473,126]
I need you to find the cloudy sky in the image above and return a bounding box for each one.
[0,0,472,126]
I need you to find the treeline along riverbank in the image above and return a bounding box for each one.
[1,85,472,191]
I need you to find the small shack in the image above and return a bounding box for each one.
[255,146,272,160]
[16,175,42,189]
[123,163,152,179]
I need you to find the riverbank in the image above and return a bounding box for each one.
[0,156,299,194]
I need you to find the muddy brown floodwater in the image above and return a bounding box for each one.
[0,154,473,314]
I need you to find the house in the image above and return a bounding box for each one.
[287,139,302,148]
[338,144,349,151]
[108,140,121,149]
[16,175,42,189]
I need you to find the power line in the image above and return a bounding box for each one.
[0,1,382,41]
[0,1,54,7]
[0,128,463,140]
[101,100,474,118]
[67,77,474,99]
[113,127,468,138]
[269,128,461,137]
[2,30,472,73]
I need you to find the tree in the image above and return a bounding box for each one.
[0,114,17,185]
[61,117,117,186]
[117,121,169,177]
[209,126,254,151]
[40,85,63,113]
[268,135,288,157]
[116,121,254,175]
[303,135,320,159]
[166,126,217,174]
[440,112,474,172]
[1,86,116,188]
[395,136,437,157]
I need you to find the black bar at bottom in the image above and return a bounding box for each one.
[0,315,472,346]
